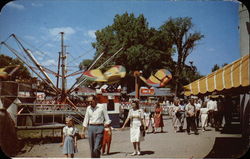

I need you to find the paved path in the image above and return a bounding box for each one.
[16,116,246,158]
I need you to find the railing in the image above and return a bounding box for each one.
[16,103,86,126]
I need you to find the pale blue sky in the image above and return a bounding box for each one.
[0,0,240,88]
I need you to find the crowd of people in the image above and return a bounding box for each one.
[166,96,232,134]
[60,95,233,158]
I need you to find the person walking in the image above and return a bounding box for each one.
[102,125,112,155]
[122,101,146,156]
[178,99,186,132]
[143,108,151,133]
[81,95,111,158]
[154,103,165,133]
[149,112,155,133]
[172,100,181,133]
[185,99,199,135]
[200,103,209,132]
[61,117,78,158]
[194,99,201,128]
[207,97,215,127]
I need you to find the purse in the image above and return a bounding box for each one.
[140,125,145,136]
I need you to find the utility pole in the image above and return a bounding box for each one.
[56,51,61,104]
[134,71,141,100]
[60,32,66,103]
[56,52,61,89]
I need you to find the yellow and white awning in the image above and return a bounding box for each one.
[184,53,250,96]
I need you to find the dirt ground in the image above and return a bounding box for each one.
[13,116,248,158]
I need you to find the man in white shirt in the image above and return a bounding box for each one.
[194,99,201,128]
[207,97,217,127]
[185,99,199,135]
[81,95,111,158]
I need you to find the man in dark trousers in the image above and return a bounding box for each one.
[81,95,111,158]
[185,98,199,135]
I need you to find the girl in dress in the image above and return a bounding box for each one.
[122,101,146,156]
[172,100,181,133]
[149,112,155,133]
[61,117,78,158]
[154,103,164,133]
[143,108,150,133]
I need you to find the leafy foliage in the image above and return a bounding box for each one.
[79,59,93,70]
[92,13,174,77]
[80,14,204,95]
[160,17,204,95]
[211,64,220,72]
[0,54,31,80]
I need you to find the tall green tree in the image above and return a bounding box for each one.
[0,54,31,81]
[160,17,204,96]
[92,13,174,75]
[89,13,174,91]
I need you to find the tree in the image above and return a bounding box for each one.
[160,17,204,96]
[0,54,31,81]
[79,59,93,70]
[88,13,174,91]
[211,64,220,72]
[222,63,228,67]
[92,13,173,74]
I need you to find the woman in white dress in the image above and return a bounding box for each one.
[200,103,209,131]
[172,100,181,132]
[122,101,146,156]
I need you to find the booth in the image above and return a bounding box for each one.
[97,85,122,128]
[184,54,250,138]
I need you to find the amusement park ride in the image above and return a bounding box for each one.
[0,32,172,129]
[0,32,128,130]
[0,33,124,106]
[0,32,173,156]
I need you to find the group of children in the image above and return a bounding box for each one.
[61,116,113,158]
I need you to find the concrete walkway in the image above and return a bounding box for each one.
[15,116,247,158]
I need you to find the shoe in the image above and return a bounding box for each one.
[187,132,191,135]
[195,132,199,135]
[131,151,137,156]
[137,151,141,155]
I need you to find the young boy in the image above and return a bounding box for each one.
[102,125,112,155]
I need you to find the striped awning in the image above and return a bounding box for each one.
[184,53,250,96]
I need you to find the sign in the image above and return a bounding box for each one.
[140,88,155,95]
[18,91,31,97]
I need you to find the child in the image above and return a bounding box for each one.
[102,125,112,155]
[143,108,150,133]
[149,112,155,133]
[61,116,78,158]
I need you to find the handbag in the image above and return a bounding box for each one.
[140,125,145,136]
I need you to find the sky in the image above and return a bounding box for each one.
[0,0,240,88]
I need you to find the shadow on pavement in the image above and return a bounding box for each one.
[106,152,121,155]
[220,124,241,134]
[204,137,249,158]
[140,150,154,155]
